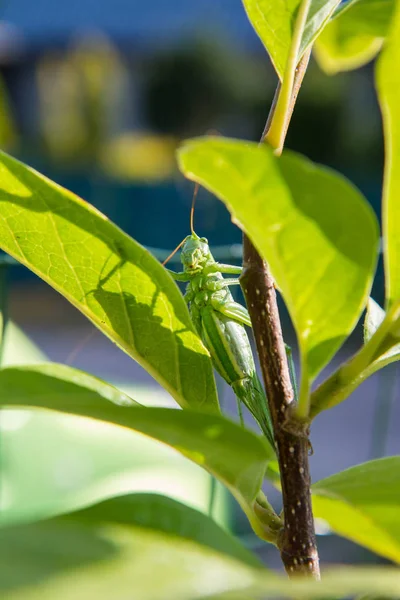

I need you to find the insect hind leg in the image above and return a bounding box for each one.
[211,298,252,327]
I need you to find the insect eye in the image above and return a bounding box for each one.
[200,237,208,243]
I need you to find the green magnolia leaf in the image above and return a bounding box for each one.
[313,457,400,563]
[1,493,264,600]
[0,150,217,411]
[0,362,142,410]
[67,494,262,568]
[377,0,400,308]
[315,0,394,74]
[333,0,393,35]
[242,0,341,80]
[0,364,273,512]
[178,137,379,408]
[0,404,230,530]
[4,492,400,600]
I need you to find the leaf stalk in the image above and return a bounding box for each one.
[264,0,312,155]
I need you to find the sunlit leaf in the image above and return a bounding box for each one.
[0,405,230,529]
[0,364,272,513]
[242,0,341,80]
[333,0,393,34]
[315,0,393,74]
[1,493,264,600]
[4,492,400,599]
[0,150,218,410]
[377,0,400,308]
[178,137,379,406]
[313,457,400,563]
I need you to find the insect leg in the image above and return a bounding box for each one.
[207,263,242,275]
[211,298,252,327]
[206,278,241,292]
[216,298,298,403]
[166,268,191,282]
[236,396,245,427]
[219,301,298,400]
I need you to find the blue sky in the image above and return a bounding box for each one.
[1,0,259,49]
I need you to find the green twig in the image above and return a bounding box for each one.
[264,0,312,154]
[310,301,400,419]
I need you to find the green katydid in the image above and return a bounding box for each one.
[164,185,280,452]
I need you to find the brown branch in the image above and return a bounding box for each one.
[240,49,320,579]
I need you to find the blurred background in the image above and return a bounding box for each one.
[0,0,398,575]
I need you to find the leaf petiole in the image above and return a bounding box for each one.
[264,0,312,155]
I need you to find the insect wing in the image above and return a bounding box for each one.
[200,306,256,386]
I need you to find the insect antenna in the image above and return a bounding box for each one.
[163,182,200,266]
[162,238,185,266]
[190,182,199,235]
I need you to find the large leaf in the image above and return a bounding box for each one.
[242,0,341,80]
[0,364,273,514]
[0,405,230,530]
[377,0,400,308]
[0,150,217,410]
[313,457,400,563]
[315,0,394,74]
[4,493,400,600]
[333,0,394,35]
[0,493,263,600]
[178,137,379,409]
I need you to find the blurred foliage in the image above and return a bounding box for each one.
[0,31,382,184]
[1,407,229,529]
[143,37,269,137]
[0,75,17,150]
[0,494,252,600]
[0,308,229,533]
[99,133,177,182]
[36,34,128,166]
[315,0,394,75]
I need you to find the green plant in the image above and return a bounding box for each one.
[1,0,400,597]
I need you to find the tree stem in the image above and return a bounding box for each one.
[240,47,319,578]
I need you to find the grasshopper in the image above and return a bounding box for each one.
[165,186,276,452]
